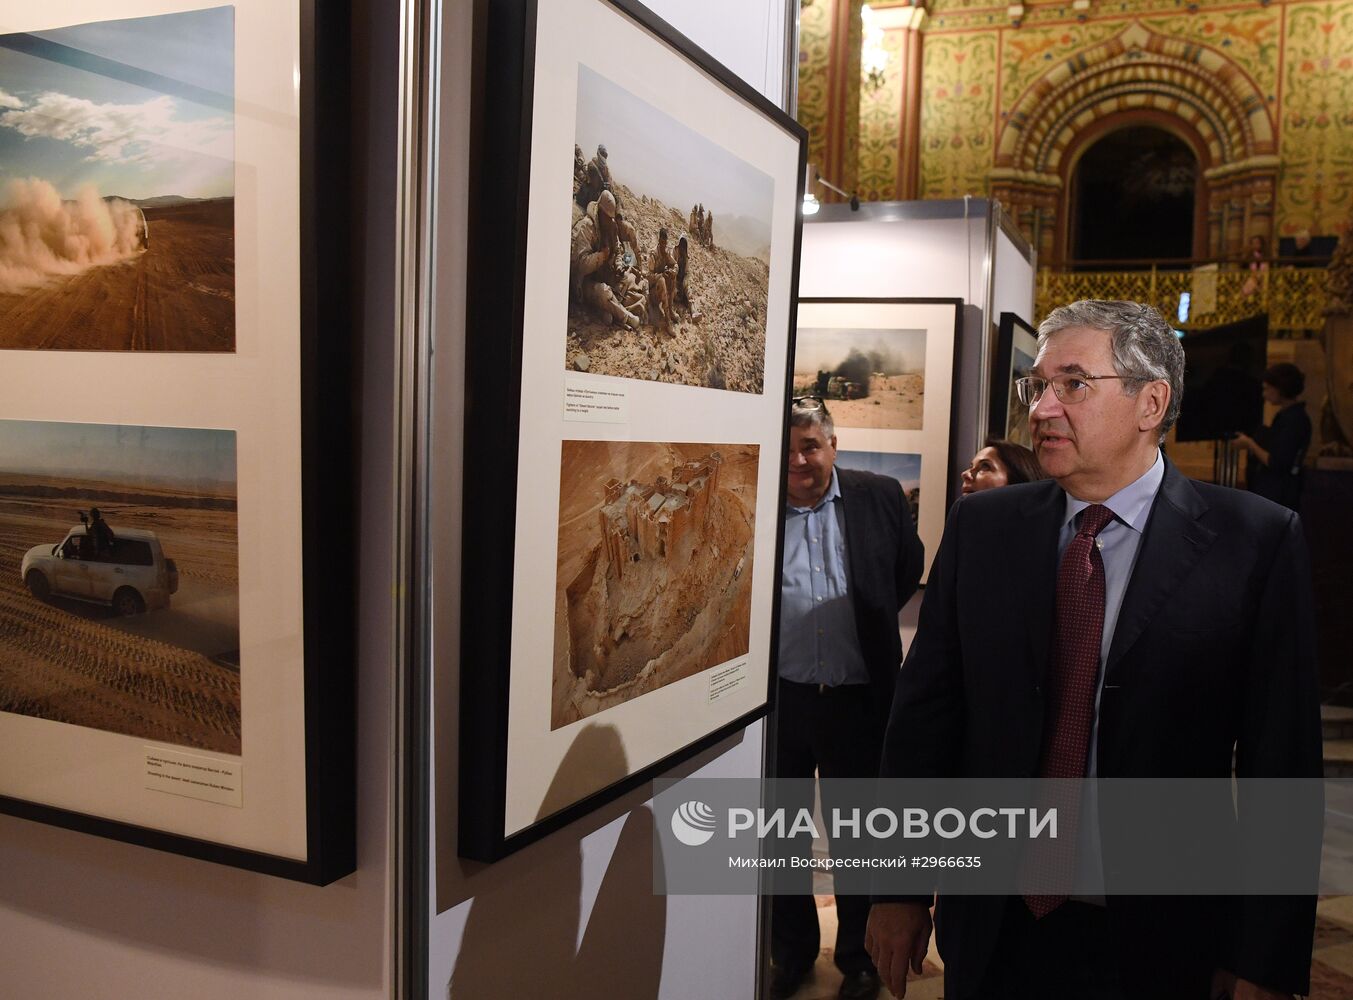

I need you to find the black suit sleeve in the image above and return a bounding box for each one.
[1229,511,1322,995]
[881,497,966,783]
[894,484,924,612]
[872,499,966,905]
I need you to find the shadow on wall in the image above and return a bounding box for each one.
[447,723,666,999]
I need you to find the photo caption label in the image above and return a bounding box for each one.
[707,661,748,704]
[144,746,242,807]
[564,376,629,423]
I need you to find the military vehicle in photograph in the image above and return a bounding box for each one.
[21,525,179,616]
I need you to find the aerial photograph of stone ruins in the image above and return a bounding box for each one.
[567,65,774,393]
[0,8,234,351]
[793,326,927,430]
[0,420,241,754]
[552,441,759,728]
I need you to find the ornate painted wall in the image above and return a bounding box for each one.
[797,0,865,200]
[823,0,1353,253]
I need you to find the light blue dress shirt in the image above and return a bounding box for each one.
[1060,449,1165,899]
[778,468,870,686]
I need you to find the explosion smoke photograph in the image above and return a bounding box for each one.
[566,64,774,393]
[552,440,759,728]
[0,419,241,753]
[0,7,234,352]
[793,327,927,430]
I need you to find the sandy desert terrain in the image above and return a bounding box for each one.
[551,442,758,728]
[0,198,235,352]
[565,186,769,394]
[793,372,925,430]
[0,473,241,753]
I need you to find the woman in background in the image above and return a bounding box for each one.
[1234,362,1311,512]
[959,438,1047,495]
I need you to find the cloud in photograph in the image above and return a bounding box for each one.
[0,7,234,201]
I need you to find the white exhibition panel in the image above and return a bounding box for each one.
[0,0,308,860]
[799,216,990,305]
[502,0,798,837]
[993,228,1036,325]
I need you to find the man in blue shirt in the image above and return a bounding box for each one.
[771,397,924,1000]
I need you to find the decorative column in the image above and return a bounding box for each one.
[890,5,927,201]
[797,0,864,202]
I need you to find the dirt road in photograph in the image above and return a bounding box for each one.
[0,475,241,753]
[0,198,235,352]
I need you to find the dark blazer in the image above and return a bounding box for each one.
[880,458,1322,998]
[835,467,925,732]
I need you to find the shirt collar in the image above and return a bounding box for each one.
[1061,450,1164,534]
[788,467,841,514]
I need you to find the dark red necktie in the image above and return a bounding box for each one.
[1022,503,1115,918]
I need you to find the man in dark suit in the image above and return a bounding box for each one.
[771,396,925,1000]
[865,300,1321,1000]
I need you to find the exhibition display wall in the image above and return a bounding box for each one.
[421,0,797,997]
[0,0,394,993]
[799,199,1036,503]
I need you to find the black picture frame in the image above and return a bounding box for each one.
[991,311,1038,447]
[0,0,354,885]
[794,297,963,583]
[458,0,807,862]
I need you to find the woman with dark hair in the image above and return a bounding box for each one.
[959,437,1047,495]
[1234,362,1311,511]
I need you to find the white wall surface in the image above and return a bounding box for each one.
[0,1,398,997]
[799,203,1036,498]
[425,1,791,998]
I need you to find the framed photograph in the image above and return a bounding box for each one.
[0,1,353,884]
[458,0,806,861]
[991,312,1039,448]
[794,298,962,581]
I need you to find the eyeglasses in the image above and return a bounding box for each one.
[791,395,827,411]
[1015,373,1147,406]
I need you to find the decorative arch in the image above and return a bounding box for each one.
[989,21,1279,265]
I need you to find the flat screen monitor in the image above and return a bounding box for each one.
[1174,313,1268,442]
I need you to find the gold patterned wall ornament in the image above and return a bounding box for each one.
[919,31,998,197]
[798,0,833,180]
[1278,2,1353,237]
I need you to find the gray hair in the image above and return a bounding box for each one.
[790,401,834,439]
[1037,299,1185,440]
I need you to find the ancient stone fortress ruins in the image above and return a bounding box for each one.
[598,452,723,578]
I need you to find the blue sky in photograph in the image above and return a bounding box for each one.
[0,419,237,489]
[837,450,921,494]
[795,327,926,375]
[0,7,233,201]
[574,63,771,225]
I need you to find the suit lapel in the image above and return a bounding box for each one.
[1019,481,1065,685]
[837,469,867,595]
[1103,460,1216,677]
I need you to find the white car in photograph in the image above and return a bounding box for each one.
[21,526,179,616]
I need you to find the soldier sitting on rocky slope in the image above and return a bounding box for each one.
[646,226,677,334]
[569,190,640,330]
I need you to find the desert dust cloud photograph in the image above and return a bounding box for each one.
[793,326,927,430]
[566,65,774,393]
[0,419,241,754]
[552,440,759,728]
[0,7,234,352]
